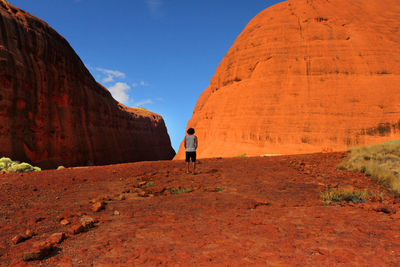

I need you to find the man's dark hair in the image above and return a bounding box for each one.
[187,128,195,135]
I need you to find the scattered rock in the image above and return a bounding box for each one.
[60,219,70,226]
[138,191,147,197]
[47,233,65,245]
[374,205,396,215]
[113,210,120,216]
[101,195,112,201]
[91,201,105,212]
[22,241,53,261]
[35,217,45,223]
[69,224,85,235]
[117,194,126,201]
[11,230,34,245]
[12,234,26,245]
[80,216,95,229]
[138,181,147,187]
[25,229,34,238]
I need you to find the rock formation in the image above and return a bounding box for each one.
[176,0,400,159]
[0,1,175,168]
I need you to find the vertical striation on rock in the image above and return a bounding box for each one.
[0,1,175,168]
[176,0,400,159]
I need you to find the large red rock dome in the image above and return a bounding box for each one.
[0,1,175,168]
[176,0,400,159]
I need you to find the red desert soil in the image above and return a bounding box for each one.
[1,153,400,266]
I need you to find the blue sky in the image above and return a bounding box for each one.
[10,0,284,152]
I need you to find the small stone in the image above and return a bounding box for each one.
[374,205,396,214]
[91,201,105,212]
[47,232,65,245]
[138,191,146,197]
[11,234,25,245]
[69,224,85,235]
[22,241,53,261]
[113,210,120,216]
[35,217,45,223]
[80,216,95,229]
[25,229,34,238]
[117,194,126,201]
[60,219,70,226]
[101,195,112,201]
[138,181,147,187]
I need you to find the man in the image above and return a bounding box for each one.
[184,128,198,174]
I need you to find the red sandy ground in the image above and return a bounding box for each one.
[1,153,400,266]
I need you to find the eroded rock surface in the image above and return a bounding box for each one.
[0,1,175,168]
[176,0,400,159]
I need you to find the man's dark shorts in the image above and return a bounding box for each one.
[185,152,196,162]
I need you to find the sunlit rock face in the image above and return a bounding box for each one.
[0,1,175,168]
[176,0,400,159]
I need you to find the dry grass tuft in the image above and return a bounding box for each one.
[321,188,368,205]
[337,140,400,194]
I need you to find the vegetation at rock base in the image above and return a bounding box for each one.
[0,157,41,173]
[321,188,368,205]
[144,181,155,188]
[337,140,400,194]
[235,154,247,158]
[169,188,192,194]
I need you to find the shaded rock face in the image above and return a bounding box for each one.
[176,0,400,159]
[0,2,175,168]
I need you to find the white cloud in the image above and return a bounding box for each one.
[132,81,149,87]
[134,99,154,107]
[146,0,164,19]
[96,67,126,83]
[108,82,131,104]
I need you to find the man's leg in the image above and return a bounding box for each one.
[192,161,196,174]
[186,161,190,173]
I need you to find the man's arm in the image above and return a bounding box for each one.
[195,136,198,149]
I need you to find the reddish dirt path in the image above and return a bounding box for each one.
[1,153,400,266]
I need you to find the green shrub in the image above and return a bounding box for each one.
[235,154,247,158]
[0,157,13,171]
[144,181,155,188]
[338,140,400,193]
[169,188,192,194]
[0,157,41,173]
[321,188,368,205]
[8,162,40,173]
